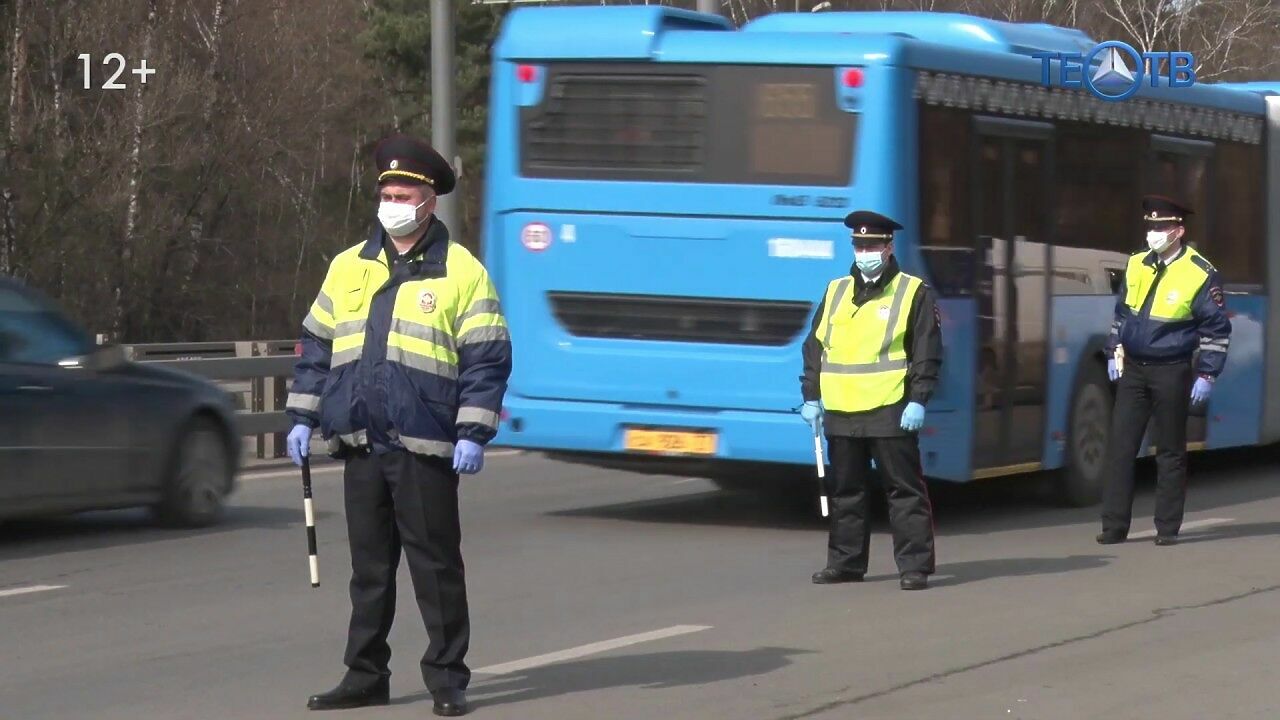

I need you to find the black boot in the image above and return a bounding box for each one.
[1154,535,1178,546]
[899,572,928,591]
[432,688,469,717]
[307,676,390,711]
[1095,531,1127,545]
[811,568,865,584]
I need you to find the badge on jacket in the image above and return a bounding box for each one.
[1209,286,1225,308]
[878,305,891,320]
[418,289,437,314]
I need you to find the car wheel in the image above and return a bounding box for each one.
[1056,360,1111,507]
[156,418,231,527]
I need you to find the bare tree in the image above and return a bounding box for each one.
[1,0,26,276]
[1101,0,1278,79]
[149,0,234,326]
[1174,0,1279,79]
[1104,0,1195,52]
[114,0,160,337]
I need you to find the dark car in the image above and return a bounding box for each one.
[0,277,241,526]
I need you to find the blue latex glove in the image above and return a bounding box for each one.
[900,402,926,432]
[453,439,485,475]
[800,400,824,435]
[1190,376,1213,404]
[287,424,312,467]
[1107,358,1120,382]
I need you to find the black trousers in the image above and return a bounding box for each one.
[825,435,936,575]
[1101,361,1193,537]
[341,450,470,692]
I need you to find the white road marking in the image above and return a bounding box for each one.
[474,624,712,676]
[1129,517,1233,539]
[669,477,706,486]
[0,584,67,599]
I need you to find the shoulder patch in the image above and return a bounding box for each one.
[933,304,942,327]
[1209,286,1225,308]
[1189,254,1215,273]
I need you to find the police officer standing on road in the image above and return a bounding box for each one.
[800,211,943,591]
[1098,195,1230,547]
[284,135,512,717]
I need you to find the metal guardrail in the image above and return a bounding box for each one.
[125,341,300,459]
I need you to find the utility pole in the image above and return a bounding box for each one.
[430,0,458,231]
[696,0,719,15]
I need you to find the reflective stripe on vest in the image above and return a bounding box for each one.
[324,259,471,381]
[818,272,922,413]
[1123,248,1209,323]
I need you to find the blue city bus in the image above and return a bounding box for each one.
[482,7,1280,505]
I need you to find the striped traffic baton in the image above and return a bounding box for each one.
[813,432,829,518]
[301,455,319,588]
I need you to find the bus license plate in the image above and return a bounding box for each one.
[624,428,718,456]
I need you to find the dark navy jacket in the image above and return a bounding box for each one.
[1105,245,1231,378]
[286,219,512,457]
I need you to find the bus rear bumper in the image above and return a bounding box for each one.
[496,395,817,466]
[497,395,976,481]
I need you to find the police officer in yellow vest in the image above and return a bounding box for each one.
[800,211,943,591]
[1098,195,1230,547]
[285,135,512,716]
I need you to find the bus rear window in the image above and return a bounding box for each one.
[520,64,856,187]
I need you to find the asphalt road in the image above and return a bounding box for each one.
[1,449,1278,720]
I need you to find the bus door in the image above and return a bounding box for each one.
[971,117,1054,472]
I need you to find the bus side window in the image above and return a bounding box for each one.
[917,104,973,297]
[1106,269,1124,295]
[1209,142,1266,290]
[1053,125,1142,297]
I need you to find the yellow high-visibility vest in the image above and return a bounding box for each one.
[290,234,509,457]
[818,272,922,413]
[1123,246,1211,322]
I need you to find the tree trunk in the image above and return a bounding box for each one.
[152,0,236,332]
[47,1,68,292]
[114,0,159,339]
[2,0,27,276]
[175,0,231,299]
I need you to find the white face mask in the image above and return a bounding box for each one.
[1146,229,1174,254]
[378,199,428,237]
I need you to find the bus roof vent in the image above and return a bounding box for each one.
[494,5,733,61]
[742,12,1095,58]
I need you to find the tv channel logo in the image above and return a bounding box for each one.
[1032,42,1195,102]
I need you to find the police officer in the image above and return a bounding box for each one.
[285,135,512,717]
[800,211,943,591]
[1098,195,1230,547]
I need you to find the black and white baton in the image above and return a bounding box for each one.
[813,432,829,518]
[301,455,319,588]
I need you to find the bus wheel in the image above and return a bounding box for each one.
[1057,361,1111,507]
